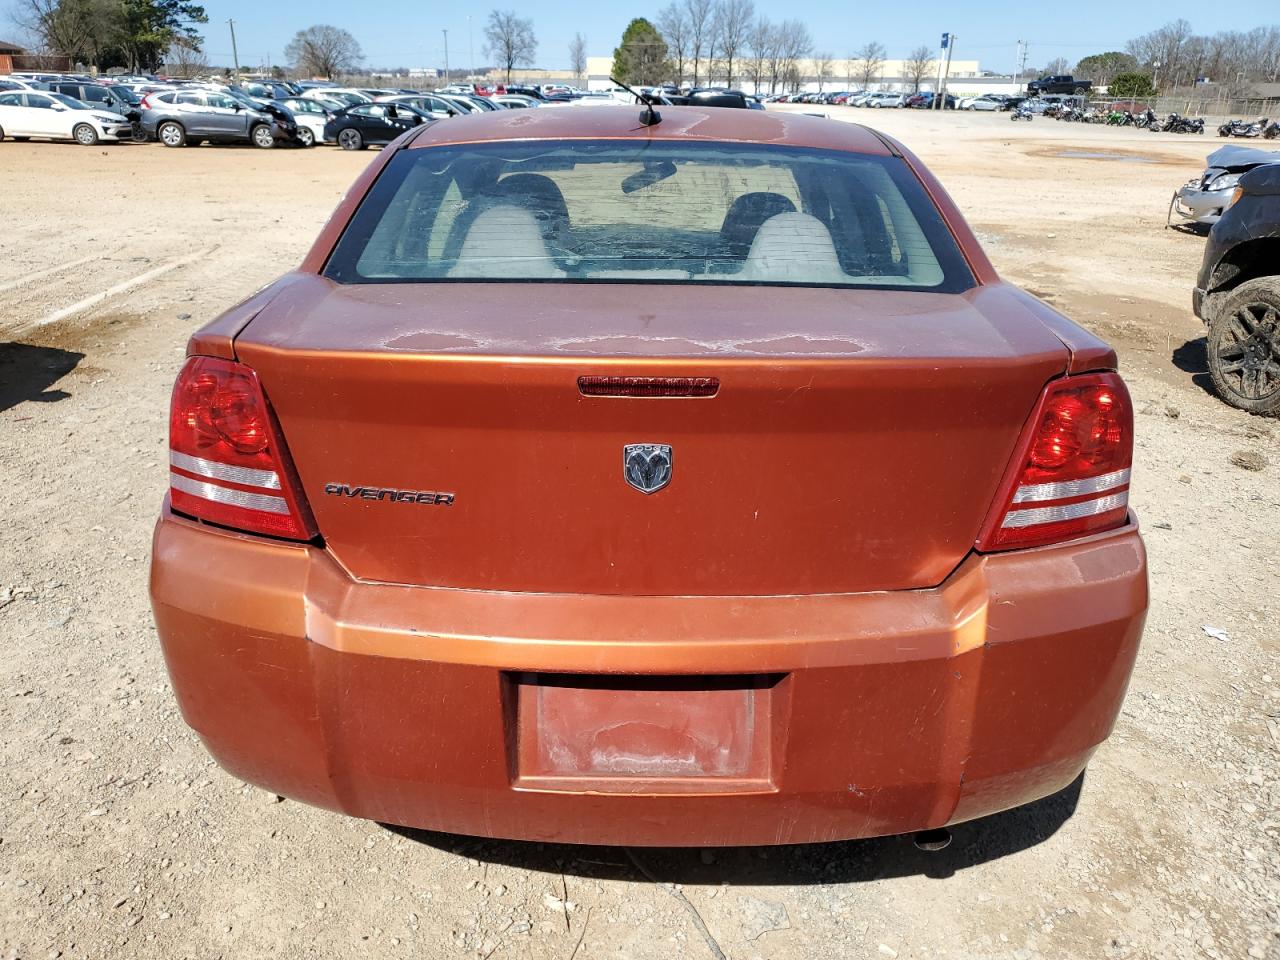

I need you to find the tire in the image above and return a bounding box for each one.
[131,122,147,143]
[251,124,275,149]
[1207,278,1280,416]
[0,125,4,142]
[338,127,364,150]
[73,123,99,146]
[296,126,315,147]
[1073,87,1086,95]
[158,121,185,148]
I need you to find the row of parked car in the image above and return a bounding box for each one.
[0,73,625,150]
[766,89,1022,111]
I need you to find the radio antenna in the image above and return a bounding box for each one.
[611,76,661,127]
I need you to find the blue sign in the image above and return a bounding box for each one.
[941,32,950,49]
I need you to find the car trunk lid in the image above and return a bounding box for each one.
[232,275,1069,596]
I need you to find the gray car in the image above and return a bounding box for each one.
[1169,145,1280,227]
[141,89,293,148]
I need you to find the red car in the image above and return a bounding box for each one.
[151,106,1148,847]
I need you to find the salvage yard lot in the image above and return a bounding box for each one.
[1,108,1276,960]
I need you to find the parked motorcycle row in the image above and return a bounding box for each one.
[1038,102,1208,133]
[1217,117,1280,139]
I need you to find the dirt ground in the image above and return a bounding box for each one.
[0,107,1276,960]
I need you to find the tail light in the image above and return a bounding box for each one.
[978,372,1133,551]
[141,93,155,108]
[167,357,314,540]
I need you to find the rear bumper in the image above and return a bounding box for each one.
[150,510,1147,846]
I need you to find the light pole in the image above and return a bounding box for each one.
[1152,59,1161,94]
[443,29,449,81]
[468,16,474,81]
[227,19,240,80]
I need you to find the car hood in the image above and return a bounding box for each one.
[1205,145,1280,172]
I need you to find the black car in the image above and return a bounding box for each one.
[503,85,549,101]
[1192,161,1280,415]
[667,88,762,109]
[324,102,432,150]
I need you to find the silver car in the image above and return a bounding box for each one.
[1169,145,1280,226]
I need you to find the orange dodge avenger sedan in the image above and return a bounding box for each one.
[150,105,1148,847]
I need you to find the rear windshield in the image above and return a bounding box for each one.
[324,140,974,291]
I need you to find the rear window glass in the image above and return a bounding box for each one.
[324,140,973,291]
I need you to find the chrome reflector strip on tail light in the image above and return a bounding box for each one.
[1001,492,1129,529]
[979,372,1134,552]
[1011,467,1131,503]
[167,356,314,540]
[169,450,282,489]
[169,472,290,514]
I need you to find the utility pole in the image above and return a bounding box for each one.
[227,19,241,80]
[934,33,947,107]
[940,34,955,107]
[1015,40,1028,94]
[935,32,955,109]
[442,29,449,81]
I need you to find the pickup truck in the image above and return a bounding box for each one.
[1027,75,1093,96]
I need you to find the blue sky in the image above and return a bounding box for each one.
[183,1,1276,73]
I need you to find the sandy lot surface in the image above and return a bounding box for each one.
[1,108,1276,960]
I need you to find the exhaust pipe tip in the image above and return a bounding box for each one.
[913,828,952,852]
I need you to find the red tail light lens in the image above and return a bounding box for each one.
[168,357,314,540]
[978,372,1133,551]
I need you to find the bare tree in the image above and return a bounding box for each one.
[904,43,933,92]
[1125,18,1192,83]
[569,32,587,80]
[285,25,363,79]
[656,3,690,86]
[853,40,885,90]
[166,39,209,78]
[684,0,714,86]
[483,9,537,83]
[777,19,811,92]
[814,50,833,91]
[14,0,114,66]
[1044,56,1070,75]
[712,0,753,87]
[744,16,772,94]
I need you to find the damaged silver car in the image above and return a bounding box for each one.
[1169,145,1280,227]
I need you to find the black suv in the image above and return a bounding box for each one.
[1193,162,1280,414]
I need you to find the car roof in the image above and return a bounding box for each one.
[405,105,893,155]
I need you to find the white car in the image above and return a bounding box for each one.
[0,75,48,91]
[493,94,539,109]
[376,93,465,119]
[867,92,904,108]
[964,95,1004,111]
[304,88,372,108]
[0,90,131,144]
[277,96,338,145]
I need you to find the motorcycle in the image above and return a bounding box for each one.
[1265,120,1280,140]
[1162,113,1204,134]
[1218,117,1269,138]
[1134,108,1158,130]
[1010,103,1033,121]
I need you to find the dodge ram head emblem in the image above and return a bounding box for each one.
[623,444,673,494]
